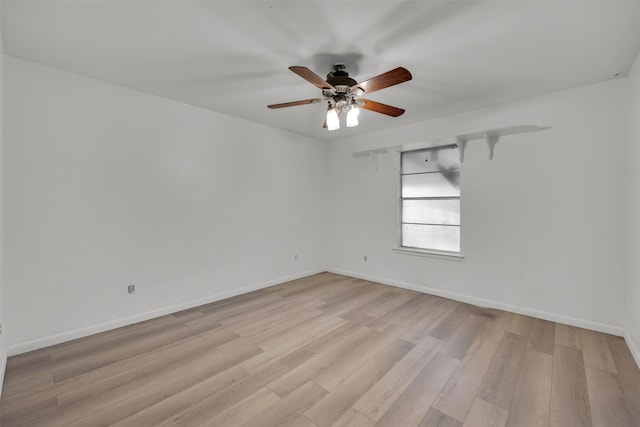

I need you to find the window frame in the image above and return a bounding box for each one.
[394,145,464,261]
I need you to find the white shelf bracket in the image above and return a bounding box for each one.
[456,137,468,163]
[486,134,500,160]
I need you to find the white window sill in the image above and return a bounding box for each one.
[392,247,465,261]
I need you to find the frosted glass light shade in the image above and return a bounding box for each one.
[346,106,359,127]
[326,108,340,130]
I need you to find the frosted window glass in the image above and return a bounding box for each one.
[402,173,460,198]
[402,199,460,225]
[402,224,460,252]
[402,146,460,174]
[401,145,461,253]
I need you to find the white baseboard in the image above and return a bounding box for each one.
[327,268,626,337]
[624,330,640,371]
[0,347,7,398]
[7,269,325,357]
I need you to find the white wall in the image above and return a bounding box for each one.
[326,78,629,333]
[627,51,640,360]
[1,56,327,353]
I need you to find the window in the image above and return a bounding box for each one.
[400,145,461,253]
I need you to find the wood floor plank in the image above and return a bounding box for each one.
[0,399,58,427]
[330,408,375,427]
[527,319,555,355]
[58,349,239,426]
[419,408,462,427]
[289,415,319,427]
[394,296,441,329]
[317,286,387,319]
[581,329,617,374]
[353,335,444,421]
[461,398,508,427]
[216,336,264,361]
[155,360,291,427]
[199,292,285,322]
[506,313,534,337]
[607,335,640,411]
[242,316,348,373]
[277,313,372,368]
[375,353,459,427]
[50,314,179,362]
[336,289,397,321]
[110,366,249,427]
[474,308,511,343]
[325,280,375,304]
[555,323,582,350]
[401,298,458,344]
[633,408,640,427]
[440,314,489,360]
[432,337,501,422]
[368,294,431,331]
[56,330,237,408]
[53,323,221,383]
[478,332,527,410]
[304,338,414,427]
[268,326,377,397]
[549,344,592,427]
[0,396,57,425]
[270,273,341,298]
[1,327,226,418]
[505,350,553,427]
[312,325,408,391]
[231,299,324,337]
[429,304,473,341]
[4,352,52,376]
[256,315,347,353]
[1,369,53,399]
[242,381,327,427]
[585,365,635,427]
[365,291,415,318]
[201,386,281,427]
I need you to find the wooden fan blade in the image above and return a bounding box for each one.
[289,66,336,91]
[359,99,406,117]
[353,67,412,94]
[323,118,327,129]
[268,98,322,109]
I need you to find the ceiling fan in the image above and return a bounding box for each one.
[268,64,412,130]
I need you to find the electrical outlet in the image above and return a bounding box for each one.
[294,254,298,261]
[364,255,368,262]
[128,284,135,294]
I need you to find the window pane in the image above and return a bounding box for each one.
[402,172,460,198]
[402,146,460,174]
[402,224,460,252]
[402,199,460,225]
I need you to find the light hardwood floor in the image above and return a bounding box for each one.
[2,272,640,426]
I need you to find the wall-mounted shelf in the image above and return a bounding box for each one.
[353,125,551,162]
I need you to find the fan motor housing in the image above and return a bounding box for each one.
[327,64,357,92]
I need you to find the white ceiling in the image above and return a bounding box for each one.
[2,1,640,141]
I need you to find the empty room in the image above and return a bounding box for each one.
[1,1,640,426]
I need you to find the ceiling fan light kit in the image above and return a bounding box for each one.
[326,103,340,130]
[268,63,412,130]
[346,101,360,128]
